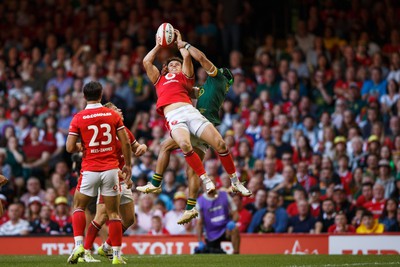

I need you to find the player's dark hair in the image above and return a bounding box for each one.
[166,57,183,66]
[83,81,103,101]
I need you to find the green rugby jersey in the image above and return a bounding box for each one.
[196,69,230,126]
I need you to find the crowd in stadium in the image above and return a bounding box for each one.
[0,0,400,237]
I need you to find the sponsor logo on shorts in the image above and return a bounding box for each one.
[170,120,179,125]
[113,185,118,191]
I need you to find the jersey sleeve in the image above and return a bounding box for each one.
[68,115,80,136]
[114,113,125,132]
[126,129,137,145]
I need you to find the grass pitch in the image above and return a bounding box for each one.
[1,255,399,267]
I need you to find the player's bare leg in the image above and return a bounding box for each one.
[137,132,215,194]
[98,201,135,260]
[136,137,178,193]
[82,203,108,261]
[170,128,213,187]
[199,124,252,196]
[67,191,92,264]
[177,147,204,225]
[103,195,125,264]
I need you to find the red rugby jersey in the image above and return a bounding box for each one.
[68,103,125,171]
[116,129,137,170]
[154,72,194,116]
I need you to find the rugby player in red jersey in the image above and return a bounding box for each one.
[66,81,132,264]
[142,30,249,201]
[81,102,147,262]
[139,36,251,224]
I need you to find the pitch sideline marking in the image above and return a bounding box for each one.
[289,262,400,267]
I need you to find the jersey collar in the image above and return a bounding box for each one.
[85,103,103,109]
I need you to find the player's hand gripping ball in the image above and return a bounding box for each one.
[156,23,175,47]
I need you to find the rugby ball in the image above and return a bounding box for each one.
[157,23,175,47]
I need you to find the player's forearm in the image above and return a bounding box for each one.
[122,143,132,168]
[143,45,161,66]
[180,48,194,77]
[66,136,81,153]
[185,44,206,63]
[185,44,215,74]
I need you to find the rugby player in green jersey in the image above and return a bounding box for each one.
[137,40,251,224]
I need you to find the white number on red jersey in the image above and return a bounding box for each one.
[87,124,112,147]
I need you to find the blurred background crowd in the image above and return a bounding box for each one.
[0,0,400,236]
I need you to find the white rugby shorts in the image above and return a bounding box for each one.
[96,182,133,205]
[165,105,211,138]
[78,169,120,197]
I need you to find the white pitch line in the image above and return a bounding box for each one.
[289,262,400,267]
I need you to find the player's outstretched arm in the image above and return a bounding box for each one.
[180,42,216,76]
[117,129,133,181]
[175,29,194,78]
[143,38,162,84]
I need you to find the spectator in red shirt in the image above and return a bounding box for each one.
[356,182,374,207]
[51,196,72,234]
[328,212,356,234]
[308,186,321,218]
[337,155,352,197]
[334,66,362,99]
[296,161,318,193]
[21,127,50,180]
[293,135,313,164]
[232,194,252,233]
[364,183,386,219]
[286,188,307,217]
[148,215,169,235]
